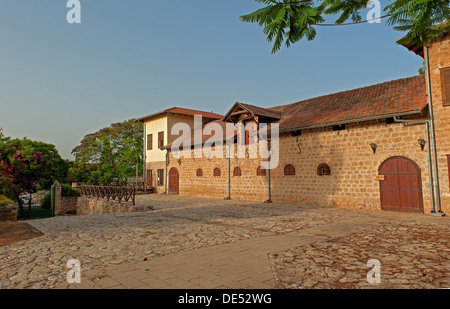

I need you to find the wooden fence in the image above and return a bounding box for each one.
[80,185,136,205]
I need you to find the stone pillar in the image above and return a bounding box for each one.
[51,181,62,216]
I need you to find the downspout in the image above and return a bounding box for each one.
[265,137,272,203]
[143,123,146,193]
[164,151,168,194]
[393,117,435,213]
[424,46,443,214]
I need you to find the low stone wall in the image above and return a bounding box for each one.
[0,205,18,221]
[76,196,153,216]
[56,197,78,216]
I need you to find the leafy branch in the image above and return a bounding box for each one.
[241,0,449,53]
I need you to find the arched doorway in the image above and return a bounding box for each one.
[169,167,179,194]
[379,156,423,213]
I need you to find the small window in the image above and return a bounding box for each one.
[385,117,395,124]
[317,163,331,176]
[284,164,295,176]
[440,67,450,106]
[233,167,242,176]
[158,131,164,148]
[214,168,221,177]
[196,168,203,177]
[257,166,266,176]
[333,124,345,131]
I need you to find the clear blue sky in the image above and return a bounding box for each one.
[0,0,423,159]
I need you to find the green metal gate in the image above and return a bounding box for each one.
[17,187,54,220]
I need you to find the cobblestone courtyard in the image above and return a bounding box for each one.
[0,194,448,289]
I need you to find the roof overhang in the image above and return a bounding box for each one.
[398,22,450,58]
[136,108,223,123]
[222,102,282,123]
[279,109,427,134]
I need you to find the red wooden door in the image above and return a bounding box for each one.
[169,167,179,194]
[379,157,423,213]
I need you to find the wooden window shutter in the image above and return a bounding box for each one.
[197,169,203,177]
[146,170,153,186]
[244,121,256,145]
[147,134,153,150]
[233,167,242,176]
[284,164,295,176]
[441,68,450,106]
[257,166,266,176]
[158,132,164,148]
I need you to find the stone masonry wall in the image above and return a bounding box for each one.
[427,34,450,214]
[76,196,153,216]
[146,160,167,194]
[158,34,449,214]
[0,205,18,221]
[167,115,435,213]
[271,118,431,211]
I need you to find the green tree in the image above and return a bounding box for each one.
[241,0,449,54]
[71,119,143,185]
[0,134,69,208]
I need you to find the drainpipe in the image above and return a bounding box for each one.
[143,123,147,193]
[164,151,168,195]
[393,117,435,213]
[424,46,443,214]
[265,137,272,203]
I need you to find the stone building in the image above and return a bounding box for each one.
[137,107,222,193]
[143,31,450,215]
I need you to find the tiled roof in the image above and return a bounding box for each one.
[136,107,223,122]
[163,75,428,149]
[163,120,231,149]
[270,75,428,132]
[223,102,282,121]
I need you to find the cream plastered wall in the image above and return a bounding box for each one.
[144,115,168,163]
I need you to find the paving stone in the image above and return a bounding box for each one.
[114,276,145,289]
[96,276,120,288]
[1,194,448,289]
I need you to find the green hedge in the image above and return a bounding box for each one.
[41,193,51,209]
[61,184,80,197]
